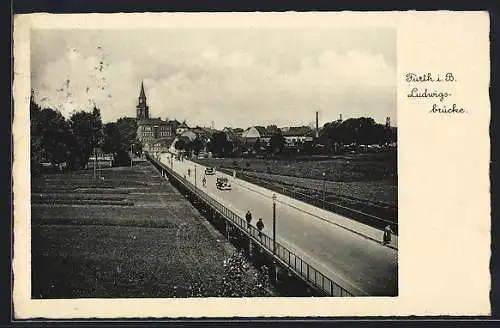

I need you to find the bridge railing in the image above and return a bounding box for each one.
[148,154,356,297]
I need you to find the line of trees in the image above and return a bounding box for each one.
[30,92,142,175]
[101,118,142,167]
[30,94,104,175]
[319,117,396,148]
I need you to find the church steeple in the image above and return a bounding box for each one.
[136,81,149,119]
[139,81,146,100]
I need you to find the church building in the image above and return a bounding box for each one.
[135,82,177,153]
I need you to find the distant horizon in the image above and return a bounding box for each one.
[31,93,397,130]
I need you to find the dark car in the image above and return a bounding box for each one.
[216,177,232,190]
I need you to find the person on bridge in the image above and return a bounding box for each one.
[188,168,191,177]
[256,218,264,237]
[202,176,207,187]
[383,224,393,245]
[245,210,252,228]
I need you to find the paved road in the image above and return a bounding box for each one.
[160,154,398,296]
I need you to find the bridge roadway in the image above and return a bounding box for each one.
[159,153,398,296]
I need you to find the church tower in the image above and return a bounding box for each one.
[136,81,149,119]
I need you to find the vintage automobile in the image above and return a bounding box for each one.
[205,167,215,175]
[216,177,232,190]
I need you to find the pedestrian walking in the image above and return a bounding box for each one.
[256,218,264,237]
[383,225,393,245]
[188,168,191,177]
[202,176,207,188]
[245,210,252,228]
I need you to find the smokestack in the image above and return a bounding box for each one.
[315,111,319,138]
[339,113,342,122]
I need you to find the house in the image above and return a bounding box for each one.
[180,130,198,142]
[88,147,113,168]
[241,126,272,145]
[280,126,314,147]
[150,137,176,154]
[181,127,215,143]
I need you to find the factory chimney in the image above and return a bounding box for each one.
[315,111,319,138]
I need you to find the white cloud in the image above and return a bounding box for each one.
[32,29,396,128]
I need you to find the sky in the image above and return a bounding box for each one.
[31,28,396,128]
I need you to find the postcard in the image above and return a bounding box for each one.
[12,11,491,318]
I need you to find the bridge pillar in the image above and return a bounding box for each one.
[225,221,231,240]
[248,238,253,258]
[273,260,280,284]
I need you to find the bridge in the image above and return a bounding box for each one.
[148,153,398,296]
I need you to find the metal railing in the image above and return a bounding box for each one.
[147,154,356,297]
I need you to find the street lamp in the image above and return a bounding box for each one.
[322,172,326,209]
[194,164,197,190]
[130,145,133,167]
[272,193,277,255]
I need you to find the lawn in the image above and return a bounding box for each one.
[31,162,273,298]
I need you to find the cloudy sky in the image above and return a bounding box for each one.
[31,28,396,128]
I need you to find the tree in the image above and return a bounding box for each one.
[269,133,285,154]
[209,132,231,157]
[91,106,104,149]
[183,138,193,154]
[116,117,138,150]
[35,107,74,168]
[266,125,280,135]
[69,107,104,169]
[174,137,186,151]
[102,122,122,155]
[253,138,261,153]
[191,137,204,156]
[30,92,43,175]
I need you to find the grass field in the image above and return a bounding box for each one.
[196,152,397,184]
[31,162,273,298]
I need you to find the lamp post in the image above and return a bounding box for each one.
[322,172,326,209]
[130,145,133,167]
[272,193,277,255]
[194,164,197,190]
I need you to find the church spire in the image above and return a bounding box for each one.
[136,81,149,119]
[139,81,146,100]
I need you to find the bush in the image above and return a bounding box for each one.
[112,149,131,167]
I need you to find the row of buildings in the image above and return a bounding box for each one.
[134,83,318,154]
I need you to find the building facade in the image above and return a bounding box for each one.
[241,126,271,145]
[280,126,314,147]
[135,82,175,153]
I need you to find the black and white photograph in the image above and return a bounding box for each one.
[28,25,398,299]
[14,11,491,319]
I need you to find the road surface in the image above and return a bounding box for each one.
[159,154,398,296]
